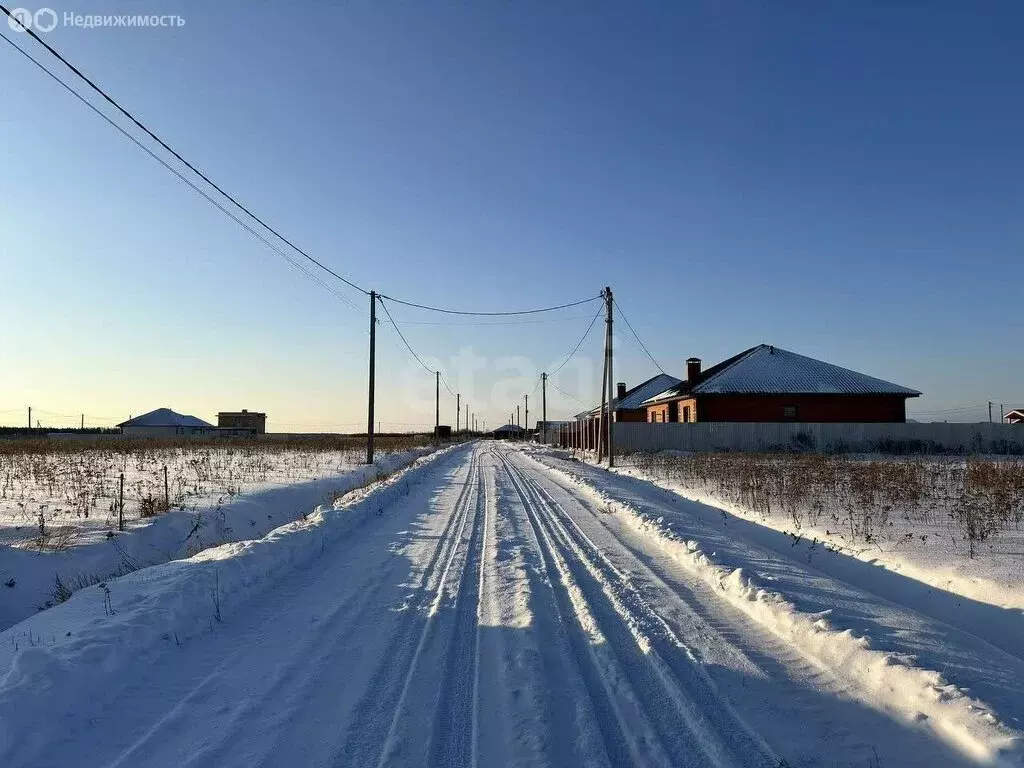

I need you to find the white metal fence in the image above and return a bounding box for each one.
[597,422,1024,455]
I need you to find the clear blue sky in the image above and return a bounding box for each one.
[2,1,1021,430]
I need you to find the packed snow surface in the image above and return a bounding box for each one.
[1,443,1021,767]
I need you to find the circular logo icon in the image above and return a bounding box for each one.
[34,8,57,32]
[7,7,33,31]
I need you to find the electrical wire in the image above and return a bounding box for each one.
[378,293,602,317]
[1,12,607,319]
[0,7,369,298]
[0,28,364,314]
[550,305,604,377]
[439,374,458,399]
[550,381,587,406]
[377,296,436,376]
[389,314,595,327]
[907,404,988,414]
[614,298,665,374]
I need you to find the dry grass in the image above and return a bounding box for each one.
[0,435,430,551]
[630,452,1024,557]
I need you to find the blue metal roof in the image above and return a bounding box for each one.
[643,345,920,403]
[578,373,683,418]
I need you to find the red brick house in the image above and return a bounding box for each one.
[642,345,921,423]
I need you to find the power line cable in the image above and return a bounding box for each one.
[378,296,436,376]
[0,7,369,298]
[550,381,587,406]
[908,404,988,414]
[389,314,595,327]
[0,28,364,314]
[550,305,604,377]
[377,293,602,317]
[439,374,458,399]
[614,297,665,374]
[1,14,605,318]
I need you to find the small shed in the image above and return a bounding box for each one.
[118,408,214,437]
[1005,409,1024,425]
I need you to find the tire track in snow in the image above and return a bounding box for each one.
[497,448,774,767]
[424,452,486,768]
[497,449,685,766]
[526,448,1016,766]
[536,462,963,767]
[332,446,481,766]
[65,448,474,768]
[510,455,779,766]
[485,448,613,767]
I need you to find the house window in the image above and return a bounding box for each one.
[682,406,691,423]
[783,405,798,422]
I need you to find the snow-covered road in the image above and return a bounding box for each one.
[3,443,1021,767]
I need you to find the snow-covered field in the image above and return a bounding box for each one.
[611,451,1024,612]
[0,439,434,629]
[1,442,1021,767]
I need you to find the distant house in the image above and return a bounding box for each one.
[642,345,921,424]
[575,373,683,424]
[218,409,266,434]
[493,424,525,440]
[118,408,214,437]
[1005,409,1024,425]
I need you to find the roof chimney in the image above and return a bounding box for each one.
[686,357,702,382]
[616,382,626,399]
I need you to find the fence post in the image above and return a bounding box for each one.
[164,465,169,509]
[118,473,125,532]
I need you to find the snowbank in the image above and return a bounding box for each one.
[528,449,1024,767]
[609,453,1024,614]
[0,445,452,758]
[0,447,434,630]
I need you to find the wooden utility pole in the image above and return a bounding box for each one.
[366,291,377,464]
[516,404,520,429]
[457,393,460,432]
[524,394,529,438]
[27,406,31,430]
[1001,404,1005,422]
[604,286,615,467]
[465,404,469,434]
[989,401,993,423]
[597,291,609,462]
[435,371,440,435]
[541,373,547,444]
[80,414,84,430]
